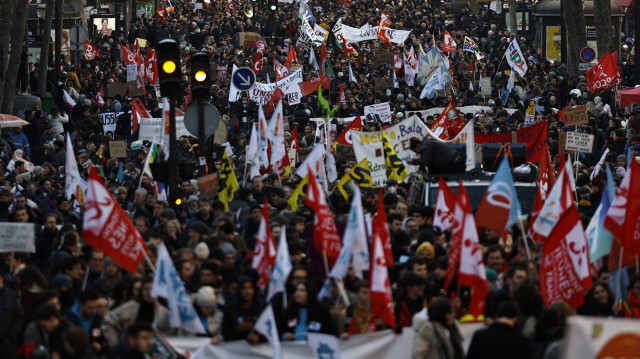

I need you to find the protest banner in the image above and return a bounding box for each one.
[0,222,35,253]
[99,112,122,135]
[475,121,548,163]
[565,132,594,153]
[563,316,640,358]
[197,173,219,198]
[107,83,129,98]
[558,132,575,155]
[562,104,588,126]
[423,118,476,171]
[351,130,387,187]
[109,141,127,158]
[364,102,392,123]
[382,116,429,171]
[138,117,192,141]
[372,48,394,64]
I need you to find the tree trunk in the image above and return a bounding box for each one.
[2,0,30,115]
[573,0,588,53]
[508,0,517,35]
[636,0,640,84]
[564,0,579,76]
[0,0,16,112]
[38,0,54,97]
[594,0,614,57]
[55,0,63,83]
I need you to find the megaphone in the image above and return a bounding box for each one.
[244,5,253,18]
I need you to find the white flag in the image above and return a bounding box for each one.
[247,124,261,179]
[310,49,320,72]
[267,226,292,302]
[267,100,286,165]
[308,333,341,359]
[254,304,283,359]
[348,62,357,83]
[65,133,87,202]
[151,243,206,334]
[63,89,76,108]
[505,38,528,77]
[506,68,515,92]
[294,145,324,179]
[325,152,338,183]
[161,97,170,160]
[330,189,369,279]
[420,66,445,99]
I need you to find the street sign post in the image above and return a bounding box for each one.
[184,102,220,137]
[580,47,596,62]
[231,67,256,92]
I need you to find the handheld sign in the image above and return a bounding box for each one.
[231,67,256,92]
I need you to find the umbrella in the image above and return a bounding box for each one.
[0,114,30,128]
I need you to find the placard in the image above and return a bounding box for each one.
[562,104,588,126]
[99,112,122,135]
[480,77,491,96]
[565,132,594,153]
[364,102,392,123]
[107,82,129,98]
[374,78,394,91]
[372,49,393,64]
[558,132,575,155]
[0,222,35,253]
[197,173,219,198]
[335,144,356,163]
[238,32,259,47]
[109,141,127,158]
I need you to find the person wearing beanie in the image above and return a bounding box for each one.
[187,220,210,248]
[192,286,223,343]
[194,242,211,264]
[416,241,435,261]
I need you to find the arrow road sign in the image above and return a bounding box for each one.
[231,67,256,92]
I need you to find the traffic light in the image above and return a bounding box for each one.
[268,0,277,11]
[156,38,183,98]
[190,52,211,102]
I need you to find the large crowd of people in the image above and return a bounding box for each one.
[2,0,639,358]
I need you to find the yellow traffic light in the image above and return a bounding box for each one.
[162,60,177,74]
[175,198,182,205]
[194,70,207,82]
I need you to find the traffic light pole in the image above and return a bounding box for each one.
[198,100,207,175]
[169,97,179,209]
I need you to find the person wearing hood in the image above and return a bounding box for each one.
[221,276,265,343]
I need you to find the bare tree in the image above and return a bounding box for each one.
[564,0,579,75]
[0,0,16,112]
[594,0,614,56]
[508,0,517,35]
[1,0,30,114]
[38,0,54,97]
[573,0,588,54]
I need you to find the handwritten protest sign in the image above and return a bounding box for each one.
[197,173,219,198]
[562,105,588,126]
[565,132,594,153]
[110,141,127,158]
[0,223,35,253]
[99,112,122,135]
[364,102,392,123]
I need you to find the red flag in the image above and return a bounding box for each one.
[377,13,392,45]
[305,166,342,265]
[373,189,393,266]
[454,182,488,318]
[83,40,101,61]
[253,53,263,75]
[531,164,575,243]
[604,158,640,255]
[339,83,346,105]
[431,100,462,140]
[287,46,298,64]
[251,198,277,287]
[121,45,138,68]
[95,87,105,107]
[274,58,289,81]
[135,39,143,76]
[342,38,358,57]
[369,213,396,330]
[539,204,592,308]
[83,166,146,273]
[290,125,299,150]
[145,47,159,84]
[156,7,166,23]
[131,98,151,135]
[586,51,618,93]
[393,51,404,77]
[335,115,362,145]
[319,44,329,77]
[298,76,331,97]
[433,177,456,231]
[442,30,457,54]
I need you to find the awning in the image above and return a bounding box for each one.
[614,0,633,13]
[616,86,640,107]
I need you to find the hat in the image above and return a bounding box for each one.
[195,286,217,307]
[617,155,626,162]
[188,195,199,203]
[13,149,23,158]
[237,133,247,141]
[194,242,210,260]
[51,274,73,289]
[78,152,90,160]
[570,89,581,97]
[485,268,498,282]
[416,241,435,259]
[161,208,176,220]
[131,140,143,150]
[221,242,237,255]
[190,221,210,235]
[401,273,426,287]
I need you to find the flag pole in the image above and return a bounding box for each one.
[517,217,532,260]
[81,263,91,291]
[617,246,624,301]
[322,250,330,277]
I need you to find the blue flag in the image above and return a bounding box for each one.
[117,162,124,183]
[476,157,522,233]
[587,164,616,262]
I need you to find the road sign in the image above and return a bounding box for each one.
[69,25,88,51]
[183,102,220,137]
[231,67,256,91]
[579,62,596,71]
[580,47,596,62]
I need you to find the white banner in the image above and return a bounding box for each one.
[138,117,192,142]
[351,130,387,187]
[564,316,640,358]
[0,222,35,253]
[314,24,329,42]
[229,69,304,105]
[565,132,594,153]
[386,28,412,44]
[364,102,392,123]
[405,106,517,119]
[99,112,123,135]
[382,116,429,172]
[332,18,344,45]
[341,24,379,43]
[298,17,321,47]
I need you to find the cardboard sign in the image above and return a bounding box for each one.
[239,32,259,47]
[107,82,129,98]
[374,78,394,91]
[109,141,127,158]
[197,173,219,198]
[0,222,35,253]
[372,49,393,64]
[558,132,575,155]
[364,102,392,123]
[480,77,491,96]
[565,132,594,153]
[335,144,356,163]
[562,105,588,126]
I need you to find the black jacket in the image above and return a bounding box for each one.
[466,322,533,359]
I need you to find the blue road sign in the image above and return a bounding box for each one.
[580,47,596,63]
[231,67,256,92]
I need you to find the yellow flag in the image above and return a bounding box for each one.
[336,158,374,200]
[381,130,410,183]
[289,175,309,211]
[218,150,238,211]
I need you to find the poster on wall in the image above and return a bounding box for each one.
[93,17,116,38]
[51,29,71,63]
